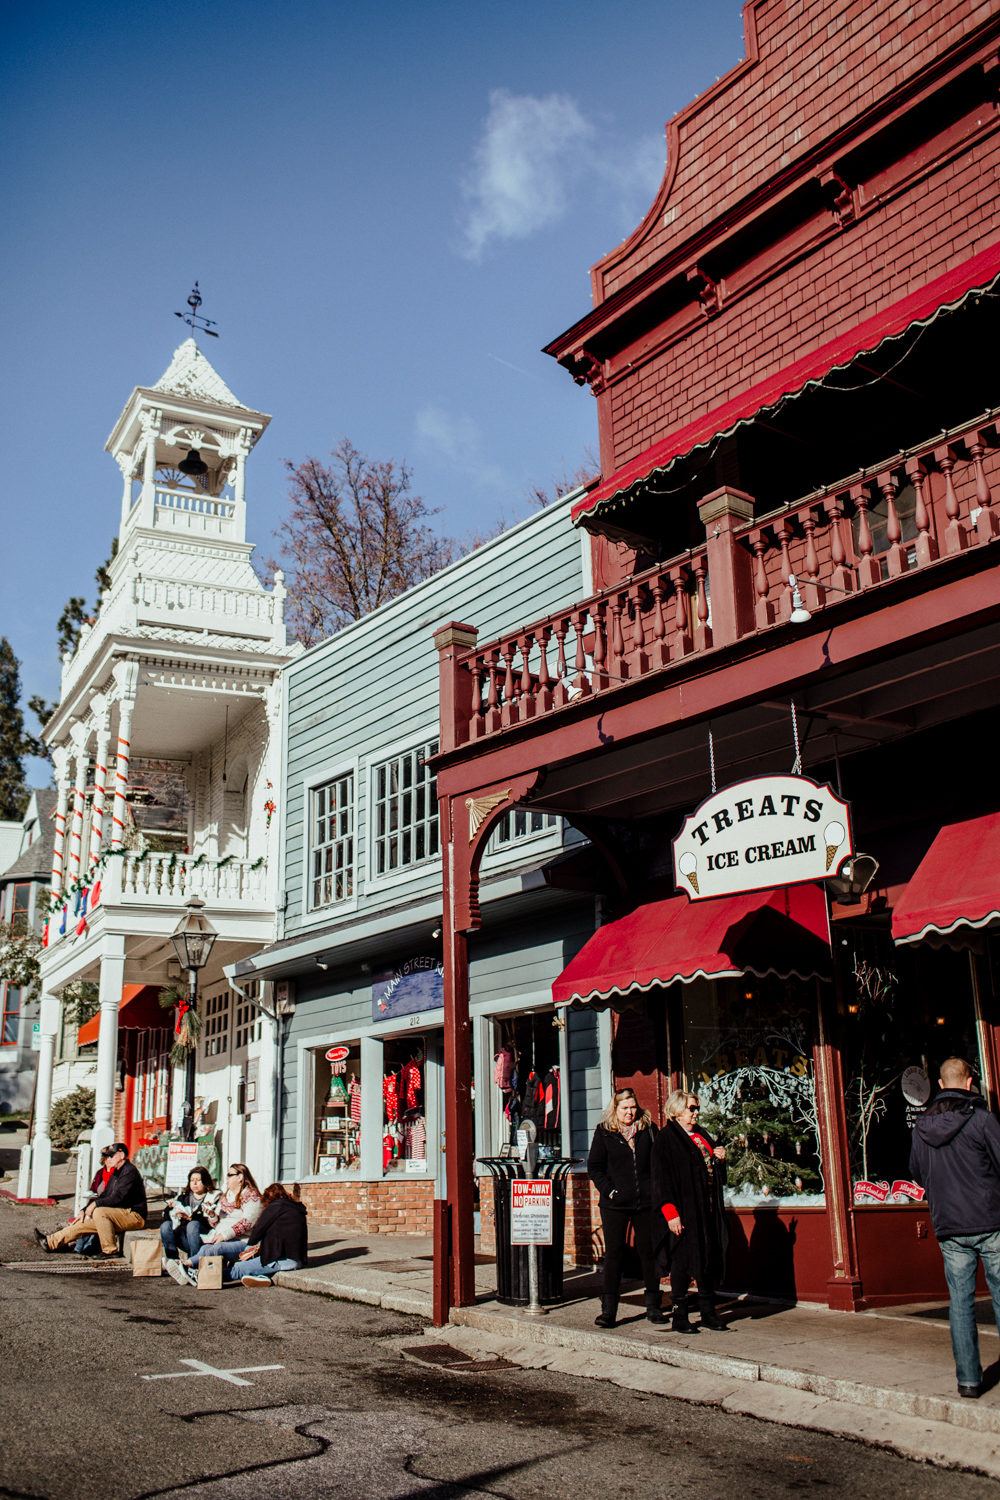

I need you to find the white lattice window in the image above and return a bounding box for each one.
[235,983,262,1050]
[311,773,355,908]
[203,989,230,1058]
[371,740,438,878]
[488,808,559,850]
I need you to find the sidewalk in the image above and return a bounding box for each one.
[281,1227,1000,1478]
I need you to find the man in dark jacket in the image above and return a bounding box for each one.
[909,1057,1000,1398]
[36,1143,147,1258]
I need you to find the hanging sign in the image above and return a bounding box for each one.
[372,956,444,1023]
[510,1179,553,1245]
[673,774,854,901]
[325,1045,350,1063]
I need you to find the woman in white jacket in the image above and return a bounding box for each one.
[183,1163,262,1282]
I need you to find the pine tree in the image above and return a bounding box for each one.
[0,638,32,820]
[700,1096,820,1198]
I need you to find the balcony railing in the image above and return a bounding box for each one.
[153,485,235,521]
[134,574,277,629]
[450,411,1000,747]
[117,852,268,906]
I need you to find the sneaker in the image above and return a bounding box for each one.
[164,1257,189,1286]
[183,1265,199,1286]
[241,1274,272,1288]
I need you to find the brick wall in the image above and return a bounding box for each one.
[294,1177,434,1236]
[478,1173,602,1266]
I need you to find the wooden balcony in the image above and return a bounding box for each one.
[448,411,1000,750]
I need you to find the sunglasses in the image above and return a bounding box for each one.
[227,1170,241,1177]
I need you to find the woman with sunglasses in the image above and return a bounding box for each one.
[183,1163,262,1284]
[587,1088,664,1329]
[651,1090,731,1334]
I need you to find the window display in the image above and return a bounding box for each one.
[383,1037,428,1172]
[313,1041,361,1175]
[840,926,982,1201]
[682,976,824,1205]
[491,1012,562,1159]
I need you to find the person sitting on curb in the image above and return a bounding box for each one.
[909,1056,1000,1400]
[160,1167,220,1285]
[182,1162,261,1284]
[228,1182,308,1287]
[35,1142,146,1258]
[71,1145,115,1257]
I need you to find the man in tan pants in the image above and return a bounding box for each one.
[36,1142,147,1258]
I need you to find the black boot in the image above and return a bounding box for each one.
[645,1292,667,1326]
[698,1296,731,1332]
[671,1297,699,1334]
[594,1297,618,1329]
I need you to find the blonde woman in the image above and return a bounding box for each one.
[587,1088,664,1329]
[650,1090,730,1334]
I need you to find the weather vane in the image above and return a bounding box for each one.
[174,281,220,338]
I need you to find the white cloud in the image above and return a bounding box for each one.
[459,89,593,260]
[415,403,506,491]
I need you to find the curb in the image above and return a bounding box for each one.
[0,1190,57,1207]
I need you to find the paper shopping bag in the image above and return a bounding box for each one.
[197,1255,224,1290]
[132,1236,163,1278]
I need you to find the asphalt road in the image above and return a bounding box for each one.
[0,1201,990,1500]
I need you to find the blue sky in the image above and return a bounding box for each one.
[3,0,744,780]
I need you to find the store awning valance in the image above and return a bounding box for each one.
[77,984,167,1047]
[552,883,831,1010]
[892,814,1000,947]
[571,240,1000,529]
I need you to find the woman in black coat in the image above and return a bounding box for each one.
[588,1088,664,1328]
[650,1089,730,1333]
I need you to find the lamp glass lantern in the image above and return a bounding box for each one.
[169,895,218,977]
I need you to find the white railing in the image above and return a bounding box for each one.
[134,574,277,628]
[117,852,268,906]
[154,485,235,520]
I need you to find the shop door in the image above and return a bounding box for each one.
[126,1028,171,1154]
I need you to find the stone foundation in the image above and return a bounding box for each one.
[294,1176,434,1235]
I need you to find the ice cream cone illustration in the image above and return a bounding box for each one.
[679,850,699,894]
[823,821,845,871]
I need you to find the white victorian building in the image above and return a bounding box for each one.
[28,340,297,1198]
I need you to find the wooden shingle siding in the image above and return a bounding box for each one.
[281,494,585,931]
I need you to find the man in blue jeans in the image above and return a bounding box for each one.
[910,1056,1000,1399]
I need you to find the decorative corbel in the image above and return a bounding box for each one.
[686,264,722,317]
[567,347,607,394]
[820,169,857,229]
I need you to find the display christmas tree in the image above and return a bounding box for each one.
[699,1096,820,1199]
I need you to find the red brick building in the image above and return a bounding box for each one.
[432,0,1000,1319]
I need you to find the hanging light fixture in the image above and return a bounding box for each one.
[178,447,209,478]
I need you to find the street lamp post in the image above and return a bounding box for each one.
[168,895,218,1143]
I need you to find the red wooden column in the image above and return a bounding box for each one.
[813,980,864,1310]
[696,486,756,647]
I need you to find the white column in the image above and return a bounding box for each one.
[66,730,90,892]
[139,411,159,527]
[109,691,136,850]
[49,747,71,899]
[92,937,126,1152]
[117,453,134,531]
[29,993,61,1199]
[88,700,111,872]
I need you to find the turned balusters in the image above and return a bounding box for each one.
[518,631,535,719]
[592,600,609,690]
[936,445,967,555]
[850,482,881,587]
[969,434,998,542]
[799,507,825,611]
[536,624,554,713]
[552,616,569,707]
[879,470,908,578]
[693,555,711,648]
[573,607,592,696]
[499,642,516,727]
[905,458,937,567]
[672,569,692,657]
[650,575,669,667]
[825,492,854,594]
[751,532,772,628]
[627,581,648,674]
[608,594,626,681]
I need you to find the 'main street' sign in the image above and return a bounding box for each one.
[672,774,854,901]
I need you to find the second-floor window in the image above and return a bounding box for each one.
[1,985,21,1045]
[488,808,560,850]
[203,989,230,1059]
[9,884,31,935]
[372,741,438,878]
[311,772,355,909]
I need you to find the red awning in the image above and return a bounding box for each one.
[77,984,168,1046]
[892,813,1000,947]
[572,240,1000,528]
[553,883,830,1010]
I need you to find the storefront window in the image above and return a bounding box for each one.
[313,1041,362,1176]
[490,1012,563,1159]
[682,976,825,1206]
[840,925,982,1202]
[382,1037,428,1172]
